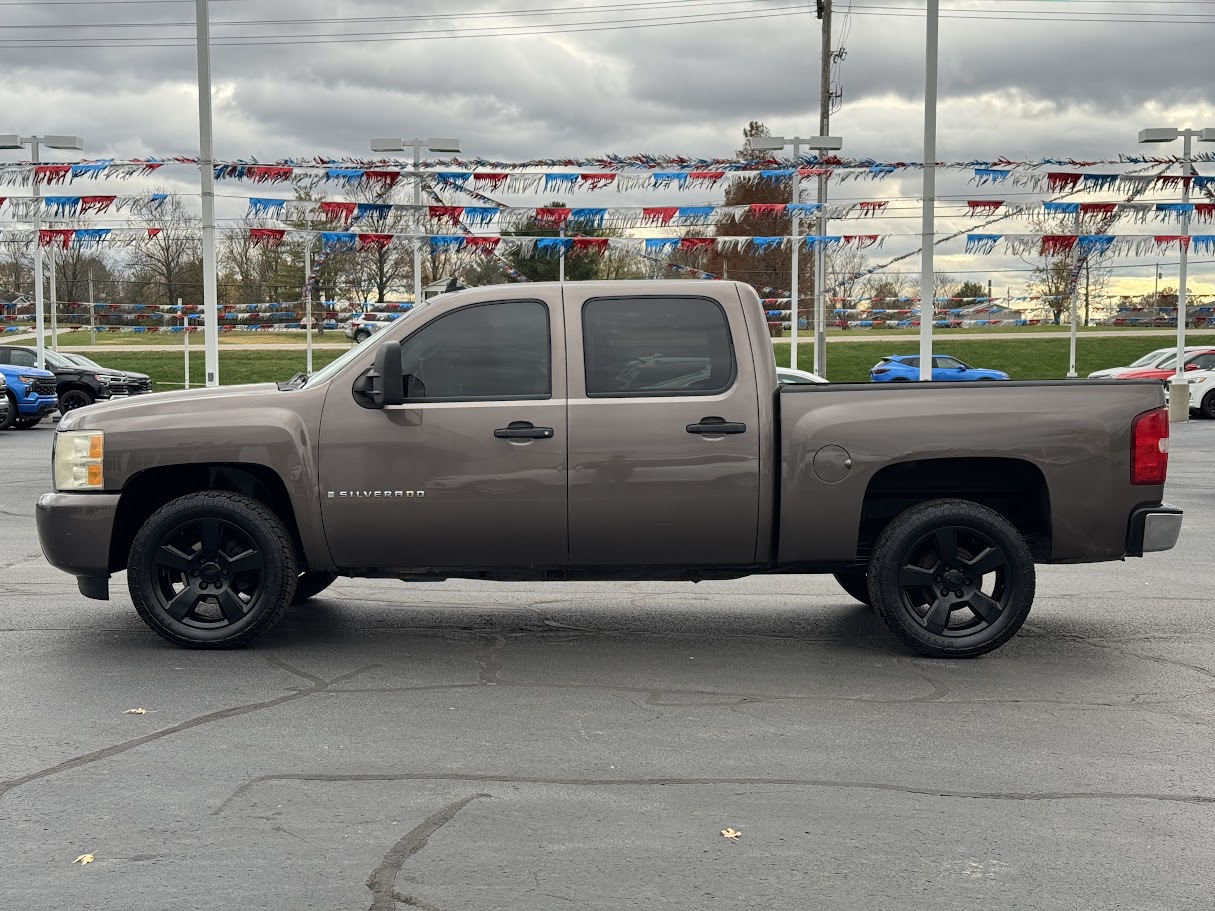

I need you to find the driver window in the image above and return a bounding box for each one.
[398,300,550,401]
[10,349,36,368]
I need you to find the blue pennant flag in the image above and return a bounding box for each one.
[1192,236,1215,255]
[965,234,1003,254]
[974,168,1010,183]
[1076,235,1115,256]
[802,235,841,251]
[675,206,715,224]
[355,203,393,221]
[751,237,784,254]
[1082,174,1119,190]
[44,196,80,216]
[1043,202,1080,214]
[644,238,679,254]
[543,174,579,191]
[73,228,111,247]
[567,208,607,228]
[430,236,465,254]
[320,231,357,252]
[70,161,110,180]
[149,193,169,206]
[1156,203,1194,215]
[248,198,286,217]
[787,203,821,218]
[651,172,689,188]
[434,172,471,187]
[536,237,573,256]
[759,169,794,183]
[461,207,498,225]
[326,168,365,185]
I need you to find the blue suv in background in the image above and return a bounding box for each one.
[870,354,1010,383]
[0,363,59,430]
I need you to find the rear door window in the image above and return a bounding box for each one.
[582,296,735,397]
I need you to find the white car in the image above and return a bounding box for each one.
[1089,346,1206,379]
[776,367,827,385]
[344,312,393,343]
[1186,369,1215,418]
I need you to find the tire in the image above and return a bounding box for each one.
[1202,390,1215,420]
[0,392,17,430]
[867,498,1035,659]
[59,388,94,412]
[833,570,872,607]
[128,491,298,649]
[354,329,371,343]
[891,378,912,383]
[14,417,42,429]
[294,570,338,603]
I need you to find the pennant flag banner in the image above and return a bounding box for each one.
[966,233,1215,257]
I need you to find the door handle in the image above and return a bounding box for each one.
[686,417,747,435]
[494,421,554,440]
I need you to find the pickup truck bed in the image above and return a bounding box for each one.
[36,280,1182,658]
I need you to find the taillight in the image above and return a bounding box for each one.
[1130,407,1169,486]
[872,368,889,375]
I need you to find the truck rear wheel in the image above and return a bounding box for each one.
[1201,390,1215,420]
[128,491,298,649]
[867,499,1035,659]
[833,570,872,607]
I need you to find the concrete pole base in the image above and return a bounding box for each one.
[1168,379,1190,423]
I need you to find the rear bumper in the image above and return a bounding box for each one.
[36,492,121,599]
[1126,503,1183,556]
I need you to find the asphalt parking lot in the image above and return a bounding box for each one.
[1,419,1212,910]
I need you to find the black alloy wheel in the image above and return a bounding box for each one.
[1202,390,1215,420]
[59,389,94,412]
[354,329,371,343]
[129,491,297,648]
[868,499,1035,658]
[833,570,872,607]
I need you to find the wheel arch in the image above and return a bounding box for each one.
[110,463,307,573]
[858,457,1052,563]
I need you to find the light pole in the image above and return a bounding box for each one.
[919,0,939,382]
[0,134,84,369]
[195,0,220,386]
[750,134,841,373]
[1139,126,1215,422]
[370,137,461,305]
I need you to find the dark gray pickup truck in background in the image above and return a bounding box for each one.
[36,280,1182,657]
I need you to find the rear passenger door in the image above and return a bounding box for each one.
[563,290,762,566]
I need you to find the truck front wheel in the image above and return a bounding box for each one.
[128,491,298,648]
[867,499,1035,659]
[0,392,17,430]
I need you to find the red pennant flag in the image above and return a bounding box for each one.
[38,228,74,248]
[679,237,715,252]
[247,166,293,183]
[579,173,617,189]
[1154,175,1193,189]
[1079,203,1117,215]
[798,168,831,178]
[1196,203,1215,224]
[966,200,1003,212]
[357,233,393,250]
[428,206,465,225]
[1040,235,1078,256]
[464,236,501,253]
[249,227,286,248]
[147,228,162,238]
[642,207,677,226]
[1046,173,1083,192]
[1154,235,1191,249]
[79,196,116,214]
[319,201,357,225]
[858,201,888,215]
[33,165,71,185]
[571,237,609,256]
[534,207,571,228]
[749,204,786,218]
[844,235,879,249]
[364,170,400,188]
[473,173,508,189]
[688,171,726,183]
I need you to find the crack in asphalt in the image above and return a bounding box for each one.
[0,662,380,802]
[217,772,1215,817]
[366,794,490,911]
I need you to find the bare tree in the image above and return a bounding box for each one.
[824,245,870,303]
[127,194,202,306]
[1021,214,1112,324]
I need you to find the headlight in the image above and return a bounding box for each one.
[53,431,105,491]
[97,374,125,385]
[17,375,40,384]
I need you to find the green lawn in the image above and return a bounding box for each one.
[777,336,1214,383]
[93,334,1214,391]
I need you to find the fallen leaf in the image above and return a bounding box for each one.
[73,854,95,865]
[124,708,147,715]
[720,828,741,840]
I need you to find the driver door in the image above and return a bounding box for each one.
[318,290,568,571]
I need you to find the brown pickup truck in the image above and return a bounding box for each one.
[36,280,1182,658]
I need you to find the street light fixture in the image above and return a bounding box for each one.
[371,138,462,307]
[0,134,85,369]
[1138,125,1215,422]
[749,134,842,376]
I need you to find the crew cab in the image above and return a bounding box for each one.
[0,362,58,430]
[36,281,1182,658]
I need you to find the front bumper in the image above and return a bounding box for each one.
[1126,503,1183,556]
[22,396,60,417]
[36,492,121,599]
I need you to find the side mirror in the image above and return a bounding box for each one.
[1184,363,1198,372]
[352,340,403,408]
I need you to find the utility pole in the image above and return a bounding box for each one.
[88,271,96,345]
[1084,259,1091,328]
[814,0,833,378]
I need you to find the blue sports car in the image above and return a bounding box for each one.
[870,354,1010,382]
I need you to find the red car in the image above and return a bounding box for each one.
[1118,347,1215,381]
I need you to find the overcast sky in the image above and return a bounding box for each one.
[2,0,1213,299]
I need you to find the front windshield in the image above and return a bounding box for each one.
[69,354,105,370]
[299,303,427,388]
[1129,350,1165,368]
[1156,354,1178,369]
